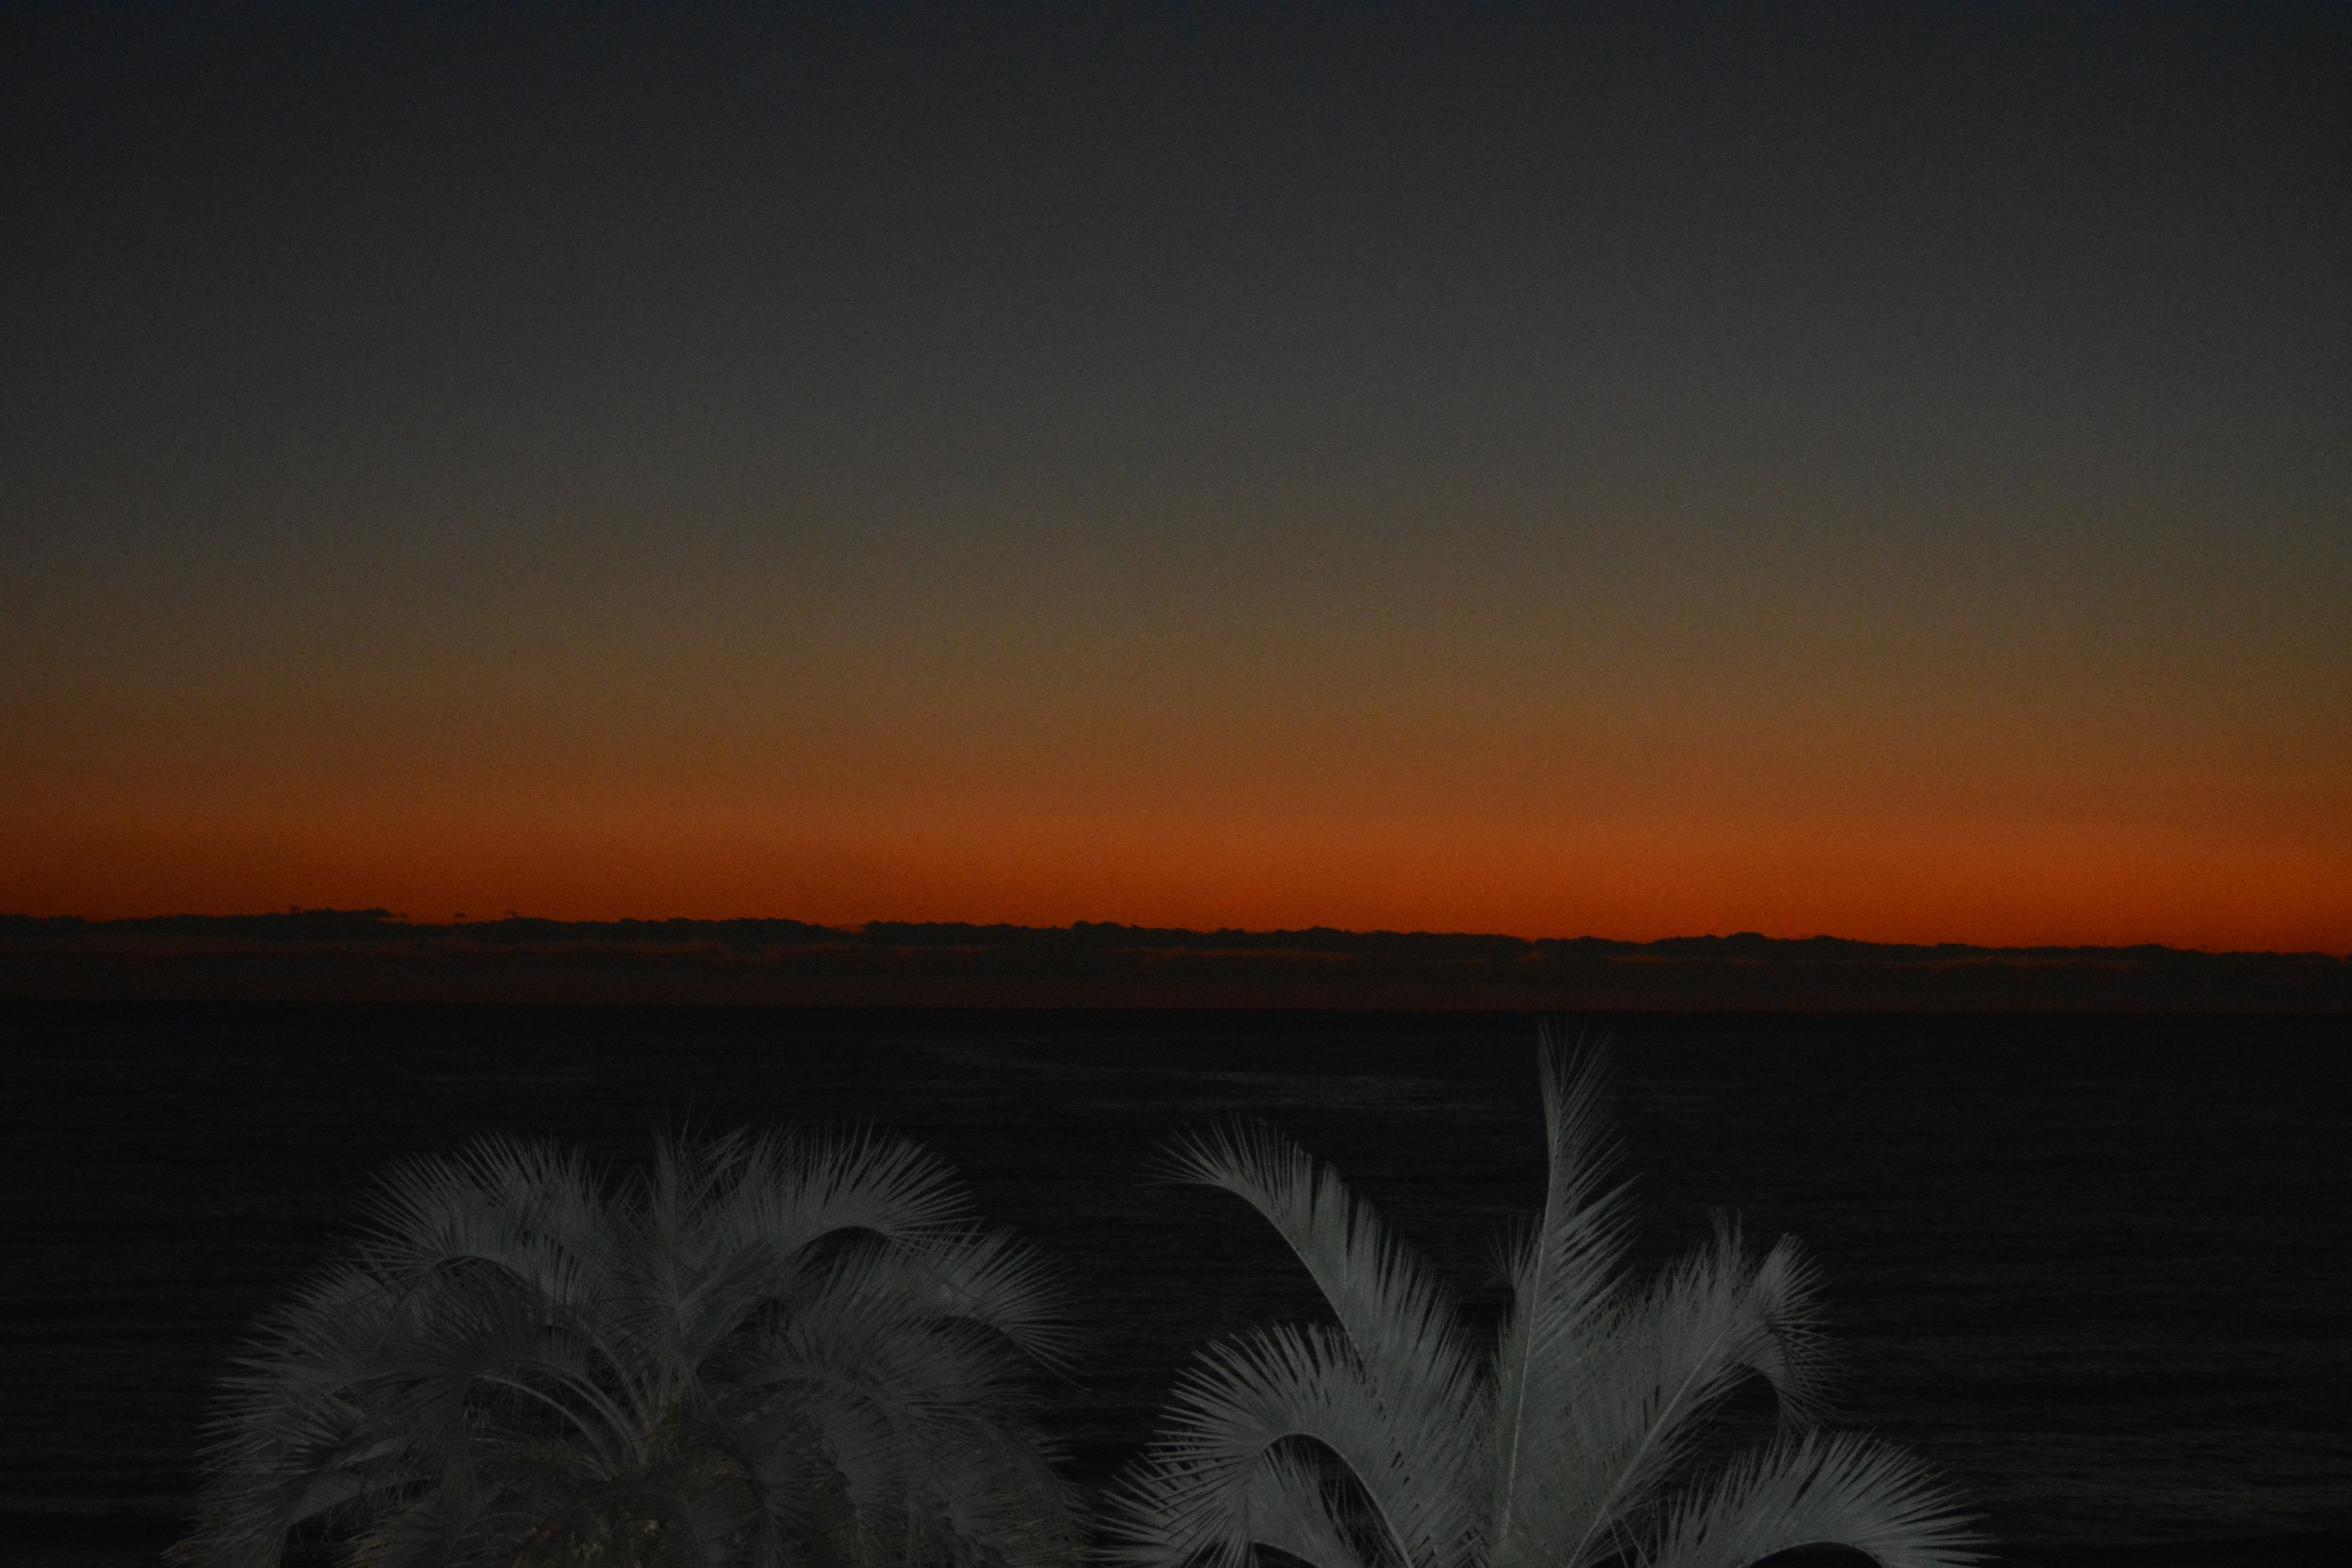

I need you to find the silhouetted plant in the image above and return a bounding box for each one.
[1103,1034,1980,1568]
[177,1129,1080,1568]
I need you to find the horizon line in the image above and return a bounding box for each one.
[6,908,2346,962]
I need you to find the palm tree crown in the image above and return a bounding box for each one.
[1104,1037,1981,1568]
[179,1128,1080,1568]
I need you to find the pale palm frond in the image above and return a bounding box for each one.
[1104,1324,1420,1568]
[1163,1122,1486,1568]
[1542,1218,1830,1568]
[718,1128,976,1257]
[740,1287,1013,1529]
[363,1139,617,1300]
[1643,1433,1986,1568]
[1488,1038,1637,1568]
[1107,1437,1379,1568]
[1110,1031,1981,1568]
[1235,1446,1384,1568]
[870,1222,1082,1372]
[179,1124,1077,1568]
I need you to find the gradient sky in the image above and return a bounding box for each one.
[4,4,2347,949]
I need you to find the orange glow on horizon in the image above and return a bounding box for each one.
[7,794,2346,954]
[8,627,2348,954]
[7,6,2348,967]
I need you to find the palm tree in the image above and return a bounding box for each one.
[1103,1035,1981,1568]
[177,1128,1081,1568]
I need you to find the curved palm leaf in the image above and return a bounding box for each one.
[1159,1122,1485,1568]
[1106,1028,1981,1568]
[179,1128,1079,1568]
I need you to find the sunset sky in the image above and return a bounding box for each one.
[4,4,2346,951]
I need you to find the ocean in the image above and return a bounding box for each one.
[2,1004,2346,1564]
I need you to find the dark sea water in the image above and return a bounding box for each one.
[2,1004,2347,1564]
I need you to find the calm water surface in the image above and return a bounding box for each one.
[2,1005,2346,1558]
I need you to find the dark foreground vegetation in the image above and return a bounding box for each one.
[172,1040,1978,1568]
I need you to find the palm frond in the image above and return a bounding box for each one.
[1107,1439,1378,1568]
[1115,1029,1977,1568]
[1642,1433,1985,1568]
[1104,1325,1424,1568]
[179,1125,1077,1568]
[1540,1219,1828,1568]
[1162,1121,1485,1568]
[1488,1039,1635,1568]
[717,1129,974,1257]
